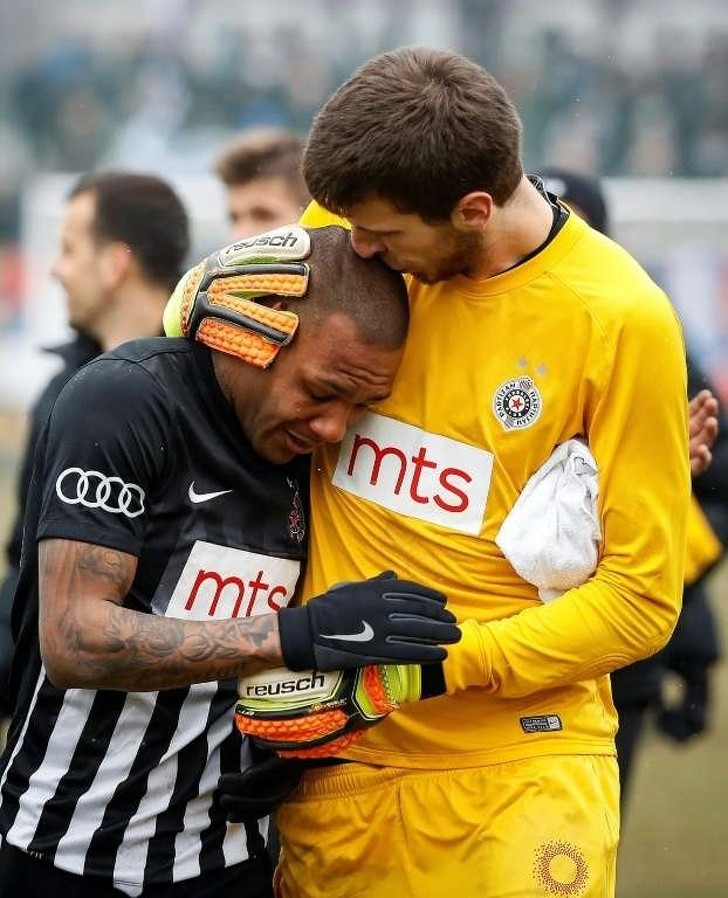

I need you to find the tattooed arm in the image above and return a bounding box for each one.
[38,538,284,691]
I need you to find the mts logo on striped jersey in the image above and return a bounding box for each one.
[333,413,494,535]
[164,541,300,620]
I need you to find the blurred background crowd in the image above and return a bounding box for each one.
[0,2,726,895]
[0,0,726,228]
[0,0,727,179]
[0,1,727,356]
[0,0,726,393]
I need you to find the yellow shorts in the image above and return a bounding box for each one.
[275,754,619,898]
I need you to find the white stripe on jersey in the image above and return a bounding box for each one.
[111,702,181,891]
[171,697,252,883]
[4,678,246,894]
[54,689,159,876]
[0,667,45,792]
[0,668,46,802]
[6,682,96,848]
[113,683,250,891]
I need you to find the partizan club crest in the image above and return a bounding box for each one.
[493,376,542,431]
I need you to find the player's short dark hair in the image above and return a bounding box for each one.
[304,46,524,222]
[69,172,190,292]
[280,225,409,350]
[214,129,310,208]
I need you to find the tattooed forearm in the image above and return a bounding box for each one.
[76,544,132,586]
[86,607,282,690]
[39,538,285,691]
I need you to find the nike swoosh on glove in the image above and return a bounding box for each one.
[277,571,460,671]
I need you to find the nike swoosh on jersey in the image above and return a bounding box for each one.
[318,621,375,643]
[188,482,234,504]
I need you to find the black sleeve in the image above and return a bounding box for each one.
[36,358,173,557]
[3,364,78,571]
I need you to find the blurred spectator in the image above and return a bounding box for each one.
[540,166,727,811]
[10,40,114,171]
[213,128,310,240]
[0,171,190,715]
[3,4,726,182]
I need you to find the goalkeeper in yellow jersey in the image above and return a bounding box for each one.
[219,47,693,898]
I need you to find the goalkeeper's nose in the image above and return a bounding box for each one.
[350,227,386,259]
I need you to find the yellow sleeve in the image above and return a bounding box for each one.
[299,201,349,229]
[445,294,691,697]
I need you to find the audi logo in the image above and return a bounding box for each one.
[55,467,146,518]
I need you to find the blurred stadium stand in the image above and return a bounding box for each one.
[0,0,725,409]
[0,0,726,183]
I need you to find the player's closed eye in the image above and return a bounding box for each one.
[309,391,334,404]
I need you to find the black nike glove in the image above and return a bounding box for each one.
[277,571,460,671]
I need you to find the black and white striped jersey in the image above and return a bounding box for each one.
[0,338,308,895]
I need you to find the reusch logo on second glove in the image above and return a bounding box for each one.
[238,668,346,712]
[333,413,494,535]
[241,670,330,699]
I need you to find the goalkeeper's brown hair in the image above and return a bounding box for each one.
[304,46,524,223]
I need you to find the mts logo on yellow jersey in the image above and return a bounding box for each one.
[333,413,494,535]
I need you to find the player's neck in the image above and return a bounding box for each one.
[96,286,166,351]
[468,177,554,280]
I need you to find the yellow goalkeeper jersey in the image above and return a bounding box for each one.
[300,202,690,769]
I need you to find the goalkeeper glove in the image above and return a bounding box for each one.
[235,662,446,759]
[277,571,460,671]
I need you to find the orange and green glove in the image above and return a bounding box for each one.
[235,662,446,759]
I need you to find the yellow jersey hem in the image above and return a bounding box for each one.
[340,736,616,769]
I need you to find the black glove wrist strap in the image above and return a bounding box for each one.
[277,605,315,671]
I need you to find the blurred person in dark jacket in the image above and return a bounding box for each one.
[540,167,726,810]
[214,128,310,241]
[0,171,190,716]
